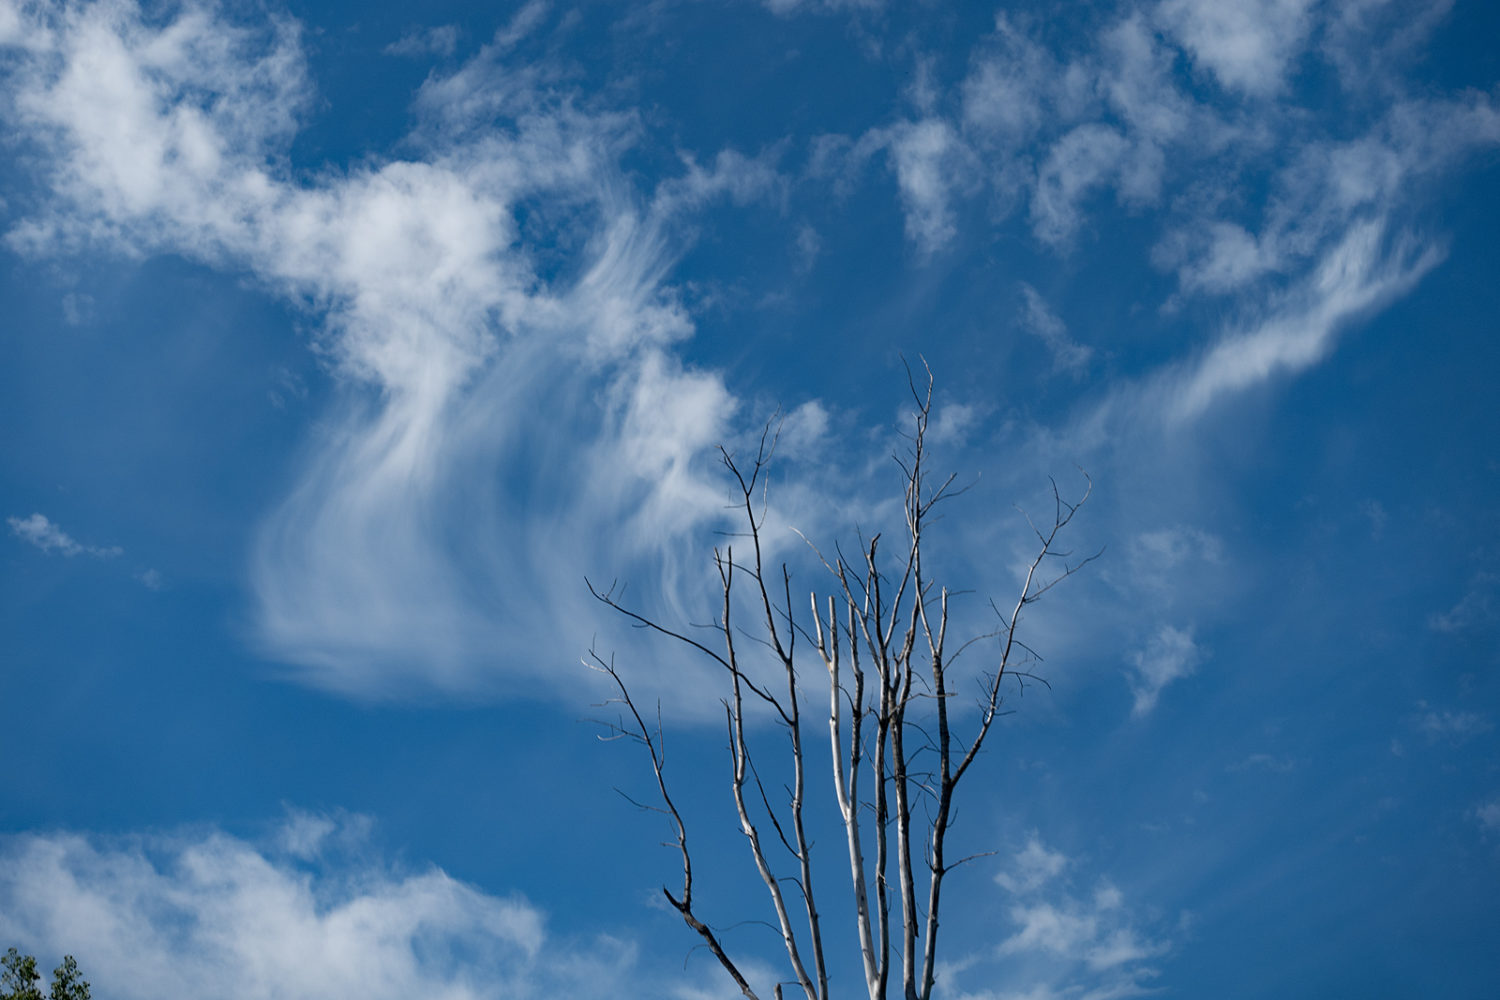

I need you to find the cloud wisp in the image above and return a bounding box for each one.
[943,834,1170,1000]
[1125,624,1204,717]
[8,512,122,558]
[0,0,807,703]
[811,4,1491,433]
[3,0,1492,719]
[1017,284,1093,377]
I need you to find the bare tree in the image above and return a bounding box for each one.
[588,368,1093,1000]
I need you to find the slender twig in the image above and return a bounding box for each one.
[590,380,1092,1000]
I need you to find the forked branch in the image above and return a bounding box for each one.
[590,370,1091,1000]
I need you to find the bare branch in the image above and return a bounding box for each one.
[584,648,763,1000]
[589,376,1092,1000]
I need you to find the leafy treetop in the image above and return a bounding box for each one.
[2,949,90,1000]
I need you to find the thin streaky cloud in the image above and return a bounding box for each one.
[1018,283,1093,375]
[1165,221,1443,424]
[0,0,811,702]
[8,512,121,558]
[384,25,460,59]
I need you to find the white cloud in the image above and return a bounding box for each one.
[928,401,979,446]
[1227,753,1297,773]
[762,0,882,15]
[10,512,84,556]
[793,223,820,271]
[1096,14,1197,150]
[887,118,971,255]
[1428,577,1499,634]
[1475,797,1500,835]
[489,1,551,53]
[1359,498,1388,540]
[0,816,642,1000]
[1130,526,1222,573]
[1156,0,1316,97]
[1126,624,1202,717]
[960,16,1052,145]
[1030,124,1129,246]
[6,0,1490,710]
[810,117,979,253]
[1001,901,1098,959]
[1164,219,1442,424]
[0,0,794,702]
[1082,110,1474,429]
[1155,221,1277,296]
[4,1,309,257]
[971,837,1167,1000]
[1413,704,1492,742]
[60,291,93,324]
[8,512,122,558]
[1085,925,1158,972]
[271,807,374,861]
[996,833,1069,894]
[1121,525,1223,604]
[1018,283,1092,375]
[651,148,783,220]
[1150,93,1499,303]
[1320,0,1456,95]
[957,11,1218,247]
[1271,95,1500,255]
[825,0,1491,300]
[776,399,830,461]
[384,24,460,59]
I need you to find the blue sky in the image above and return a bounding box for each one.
[2,0,1498,996]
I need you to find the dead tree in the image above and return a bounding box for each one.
[587,368,1093,1000]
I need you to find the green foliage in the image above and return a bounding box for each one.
[47,957,89,1000]
[1,949,41,1000]
[1,950,88,1000]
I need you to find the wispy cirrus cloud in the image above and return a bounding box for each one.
[819,1,1492,342]
[787,1,1494,732]
[0,0,807,703]
[4,0,1491,721]
[1428,574,1499,634]
[1163,220,1442,423]
[8,512,121,558]
[384,24,460,59]
[1018,283,1093,376]
[762,0,882,16]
